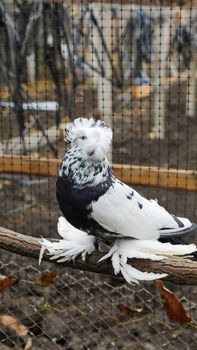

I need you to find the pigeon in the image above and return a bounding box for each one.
[42,117,197,283]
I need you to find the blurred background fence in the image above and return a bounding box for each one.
[0,1,197,349]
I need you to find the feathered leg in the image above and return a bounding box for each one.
[39,217,96,264]
[99,239,197,284]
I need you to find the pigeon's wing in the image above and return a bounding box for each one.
[91,180,191,240]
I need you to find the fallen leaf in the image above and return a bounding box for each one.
[36,271,57,287]
[157,281,192,324]
[0,314,28,336]
[24,337,32,350]
[0,315,32,350]
[117,304,144,317]
[0,275,17,292]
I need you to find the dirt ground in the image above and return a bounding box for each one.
[0,81,197,349]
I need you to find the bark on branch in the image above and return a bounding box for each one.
[0,226,197,285]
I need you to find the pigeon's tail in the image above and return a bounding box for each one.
[159,217,197,238]
[99,239,197,284]
[159,220,197,259]
[39,216,95,264]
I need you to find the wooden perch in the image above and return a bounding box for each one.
[0,226,197,285]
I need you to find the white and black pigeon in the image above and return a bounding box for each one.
[40,117,197,283]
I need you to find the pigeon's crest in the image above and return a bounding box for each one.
[65,117,112,143]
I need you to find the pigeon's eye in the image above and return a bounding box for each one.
[80,135,87,140]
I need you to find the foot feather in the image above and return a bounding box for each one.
[39,217,95,264]
[99,238,196,284]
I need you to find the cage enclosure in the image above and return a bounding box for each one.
[0,1,197,349]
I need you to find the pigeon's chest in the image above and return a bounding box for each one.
[56,175,110,208]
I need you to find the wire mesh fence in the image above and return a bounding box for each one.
[0,0,197,349]
[1,259,197,350]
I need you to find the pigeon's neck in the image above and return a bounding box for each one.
[59,148,113,188]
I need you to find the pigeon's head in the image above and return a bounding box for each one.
[65,118,112,162]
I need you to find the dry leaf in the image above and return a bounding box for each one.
[24,337,33,350]
[36,271,57,287]
[117,304,144,317]
[0,315,32,350]
[0,275,17,292]
[117,303,153,318]
[157,281,192,324]
[0,314,28,336]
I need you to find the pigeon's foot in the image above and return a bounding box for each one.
[99,238,197,284]
[39,217,95,264]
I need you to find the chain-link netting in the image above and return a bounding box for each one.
[0,1,197,349]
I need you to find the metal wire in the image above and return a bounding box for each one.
[0,1,197,349]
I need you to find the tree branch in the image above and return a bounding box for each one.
[0,226,197,285]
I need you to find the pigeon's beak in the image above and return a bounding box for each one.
[87,150,95,157]
[87,144,105,162]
